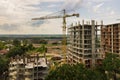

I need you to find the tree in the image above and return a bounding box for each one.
[37,45,47,63]
[102,53,120,80]
[22,39,28,46]
[0,55,8,79]
[6,46,25,58]
[37,45,47,53]
[45,64,107,80]
[26,43,34,51]
[12,39,21,47]
[40,39,47,44]
[0,41,5,50]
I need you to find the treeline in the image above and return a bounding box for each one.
[0,36,63,41]
[0,38,62,44]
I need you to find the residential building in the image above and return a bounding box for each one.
[101,23,120,55]
[67,20,103,68]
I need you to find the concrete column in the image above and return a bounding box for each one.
[95,22,98,49]
[82,20,84,63]
[101,20,103,25]
[86,21,88,24]
[96,21,98,25]
[91,20,95,68]
[88,21,90,25]
[118,24,120,56]
[111,25,113,53]
[78,21,80,26]
[100,20,103,57]
[76,22,77,26]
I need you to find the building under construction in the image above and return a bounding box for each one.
[101,23,120,55]
[9,55,48,80]
[67,20,103,68]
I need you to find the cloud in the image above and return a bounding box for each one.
[0,23,19,31]
[93,3,104,13]
[62,0,83,11]
[35,20,62,34]
[0,0,64,34]
[0,0,63,23]
[90,0,112,2]
[47,4,57,8]
[110,10,115,15]
[31,20,45,27]
[0,0,119,34]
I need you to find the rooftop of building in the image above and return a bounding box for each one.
[9,57,48,68]
[0,49,8,55]
[105,23,120,26]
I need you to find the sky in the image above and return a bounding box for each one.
[0,0,120,34]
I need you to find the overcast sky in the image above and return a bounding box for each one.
[0,0,120,34]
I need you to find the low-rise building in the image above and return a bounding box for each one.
[9,55,48,80]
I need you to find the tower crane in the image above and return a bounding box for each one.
[32,9,79,63]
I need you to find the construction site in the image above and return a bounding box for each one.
[1,0,120,79]
[32,9,120,67]
[0,7,120,80]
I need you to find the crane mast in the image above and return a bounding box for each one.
[32,9,79,63]
[62,9,67,63]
